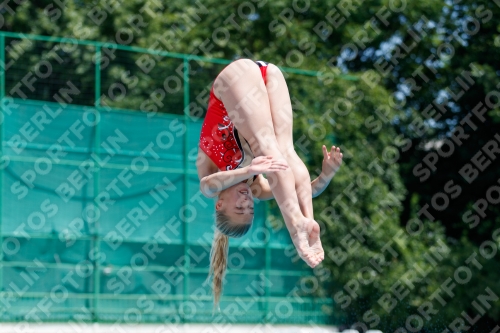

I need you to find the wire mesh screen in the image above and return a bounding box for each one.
[0,32,334,324]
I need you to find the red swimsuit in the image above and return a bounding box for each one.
[199,61,268,171]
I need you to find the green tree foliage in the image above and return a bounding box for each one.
[306,1,500,331]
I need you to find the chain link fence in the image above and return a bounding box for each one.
[0,32,340,324]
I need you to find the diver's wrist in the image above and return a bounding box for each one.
[243,165,257,176]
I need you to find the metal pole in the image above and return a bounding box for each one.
[264,203,271,323]
[182,57,190,322]
[0,33,5,300]
[0,32,360,80]
[93,45,101,321]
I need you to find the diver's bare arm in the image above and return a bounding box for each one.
[200,167,252,197]
[200,156,289,197]
[310,174,334,198]
[311,145,343,198]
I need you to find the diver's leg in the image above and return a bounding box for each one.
[264,64,315,220]
[264,64,323,260]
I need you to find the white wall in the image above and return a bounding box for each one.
[0,323,340,333]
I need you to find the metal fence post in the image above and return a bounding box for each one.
[182,56,190,321]
[93,45,102,321]
[264,204,271,323]
[0,33,5,299]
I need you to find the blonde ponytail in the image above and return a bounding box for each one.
[208,228,229,313]
[207,206,253,313]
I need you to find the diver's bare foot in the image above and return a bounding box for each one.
[289,218,324,268]
[307,219,324,262]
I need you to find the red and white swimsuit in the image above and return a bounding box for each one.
[199,60,269,173]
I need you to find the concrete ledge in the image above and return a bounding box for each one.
[0,323,340,333]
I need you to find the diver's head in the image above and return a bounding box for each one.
[215,180,254,231]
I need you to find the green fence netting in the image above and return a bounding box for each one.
[0,32,339,324]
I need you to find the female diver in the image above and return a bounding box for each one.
[196,59,343,309]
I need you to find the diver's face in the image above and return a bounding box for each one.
[216,181,254,223]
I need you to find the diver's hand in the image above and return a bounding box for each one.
[321,145,343,179]
[247,156,289,176]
